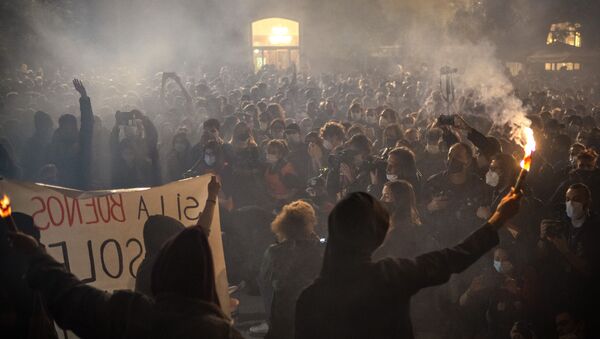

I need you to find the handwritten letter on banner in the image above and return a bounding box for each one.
[1,175,230,335]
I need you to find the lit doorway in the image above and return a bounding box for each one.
[251,18,300,72]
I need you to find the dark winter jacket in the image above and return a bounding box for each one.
[24,243,242,339]
[295,222,500,339]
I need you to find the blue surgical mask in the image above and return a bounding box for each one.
[493,260,502,273]
[566,200,585,227]
[204,155,216,166]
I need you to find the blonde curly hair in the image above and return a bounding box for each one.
[271,200,317,241]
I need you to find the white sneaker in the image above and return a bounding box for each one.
[249,322,269,335]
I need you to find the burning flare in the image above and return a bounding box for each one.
[519,127,536,171]
[0,194,11,218]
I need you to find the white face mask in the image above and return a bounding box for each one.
[386,173,398,181]
[323,139,333,150]
[566,200,585,224]
[493,259,513,274]
[426,144,440,154]
[493,260,502,273]
[266,153,279,164]
[204,155,216,166]
[485,170,500,187]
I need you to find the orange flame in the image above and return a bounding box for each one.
[0,194,12,218]
[519,127,536,171]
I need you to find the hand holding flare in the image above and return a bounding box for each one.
[1,194,18,232]
[513,127,536,192]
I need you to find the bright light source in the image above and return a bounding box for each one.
[269,26,292,45]
[0,194,12,218]
[272,26,289,35]
[519,127,536,171]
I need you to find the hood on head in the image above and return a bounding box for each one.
[150,227,219,305]
[143,215,185,255]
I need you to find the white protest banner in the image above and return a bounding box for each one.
[0,175,230,333]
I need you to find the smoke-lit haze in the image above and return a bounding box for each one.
[11,0,541,137]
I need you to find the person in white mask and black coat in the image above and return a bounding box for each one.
[540,183,600,336]
[482,153,542,264]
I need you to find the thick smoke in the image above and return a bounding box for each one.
[381,0,532,143]
[18,0,533,142]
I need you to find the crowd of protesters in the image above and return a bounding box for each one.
[1,61,599,339]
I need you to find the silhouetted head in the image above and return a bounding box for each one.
[321,192,389,277]
[150,227,219,305]
[142,215,185,256]
[34,111,53,134]
[12,212,40,241]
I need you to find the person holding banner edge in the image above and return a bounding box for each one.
[135,175,221,296]
[3,176,243,339]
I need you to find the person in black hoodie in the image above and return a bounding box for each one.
[0,213,57,339]
[21,110,53,180]
[4,179,241,339]
[295,189,521,339]
[136,176,221,296]
[134,215,184,296]
[45,79,93,189]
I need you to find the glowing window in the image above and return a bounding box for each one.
[544,62,581,71]
[547,22,582,47]
[252,18,299,47]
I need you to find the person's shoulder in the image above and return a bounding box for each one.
[290,238,324,255]
[296,279,322,304]
[583,214,600,230]
[266,242,283,254]
[109,289,154,317]
[426,171,446,183]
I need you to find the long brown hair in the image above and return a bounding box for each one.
[384,180,421,226]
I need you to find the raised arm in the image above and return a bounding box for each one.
[388,189,522,294]
[196,175,221,236]
[9,232,111,338]
[454,115,496,158]
[172,73,193,115]
[74,79,94,190]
